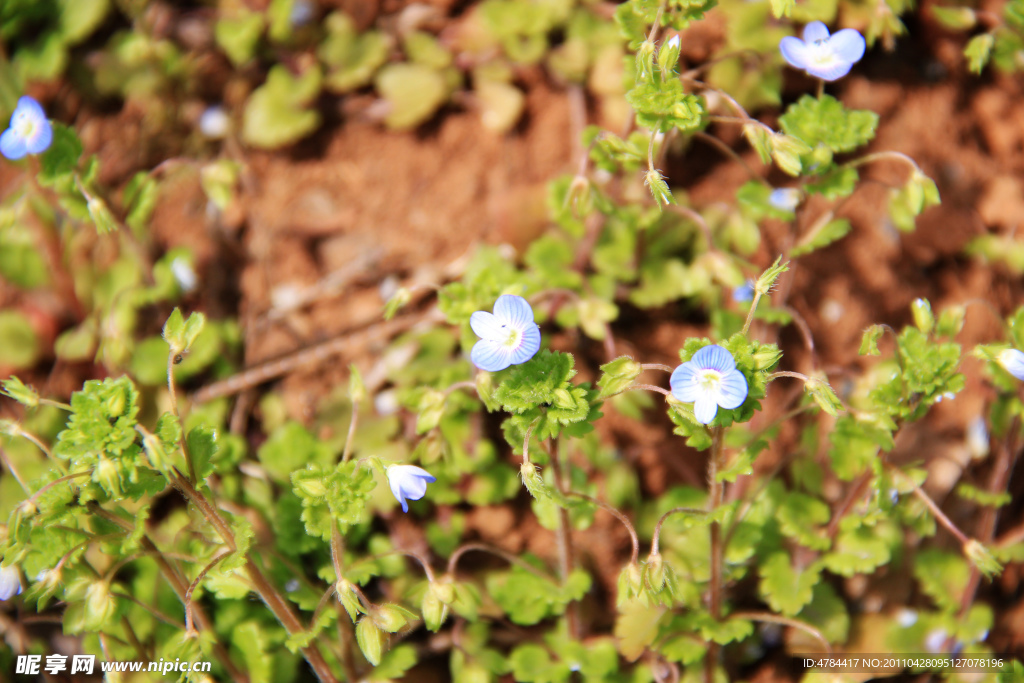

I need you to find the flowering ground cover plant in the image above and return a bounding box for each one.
[0,1,1023,682]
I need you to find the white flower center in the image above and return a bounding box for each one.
[14,113,36,140]
[808,40,838,66]
[498,324,523,350]
[698,369,723,393]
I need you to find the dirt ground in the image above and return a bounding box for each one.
[5,0,1024,670]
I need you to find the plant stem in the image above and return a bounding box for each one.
[705,426,725,683]
[447,543,553,579]
[641,363,674,372]
[731,611,832,653]
[341,398,359,463]
[166,353,198,486]
[549,439,580,638]
[651,507,706,556]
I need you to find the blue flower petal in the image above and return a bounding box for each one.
[1000,349,1024,381]
[670,362,701,402]
[829,28,866,63]
[692,344,736,373]
[494,294,534,330]
[471,339,513,372]
[0,129,28,160]
[15,96,46,121]
[779,36,810,69]
[717,369,748,409]
[802,21,830,43]
[807,61,854,81]
[510,323,541,365]
[25,118,52,154]
[470,311,503,340]
[694,395,718,425]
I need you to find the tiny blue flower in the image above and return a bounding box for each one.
[768,187,801,212]
[779,22,866,81]
[998,348,1024,381]
[0,564,22,601]
[732,281,755,303]
[198,106,230,139]
[470,294,541,372]
[670,345,749,425]
[386,464,436,513]
[966,416,988,460]
[290,0,315,27]
[1,96,53,160]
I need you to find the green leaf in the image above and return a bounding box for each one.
[319,12,389,92]
[771,0,795,18]
[242,64,322,148]
[186,426,218,480]
[493,350,576,413]
[776,491,830,551]
[122,172,159,232]
[596,356,644,399]
[859,325,884,356]
[290,460,376,540]
[375,63,449,131]
[779,94,879,154]
[0,311,39,370]
[823,524,892,577]
[215,11,265,66]
[259,421,332,483]
[1,376,39,407]
[965,33,994,73]
[58,0,110,44]
[231,622,272,683]
[790,217,851,257]
[200,160,240,211]
[913,549,969,611]
[38,123,82,186]
[758,553,820,616]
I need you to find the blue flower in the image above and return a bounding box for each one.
[386,464,436,513]
[1,96,53,160]
[768,187,801,212]
[0,564,22,601]
[998,348,1024,381]
[470,294,541,372]
[779,22,866,81]
[670,345,749,425]
[732,281,755,303]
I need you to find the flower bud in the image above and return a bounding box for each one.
[373,603,410,633]
[635,40,656,81]
[421,586,448,632]
[431,576,456,605]
[84,581,118,630]
[657,35,681,75]
[355,616,384,666]
[335,579,363,621]
[645,553,665,591]
[95,456,122,496]
[519,462,548,500]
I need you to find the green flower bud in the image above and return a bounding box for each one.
[636,41,656,82]
[105,390,126,418]
[335,579,363,621]
[645,553,665,591]
[911,298,934,335]
[355,616,384,666]
[374,603,411,633]
[84,581,118,631]
[520,462,548,500]
[431,576,456,605]
[963,539,1002,579]
[295,478,328,499]
[657,35,681,76]
[94,456,122,496]
[421,587,448,632]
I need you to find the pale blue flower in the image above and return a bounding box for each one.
[0,564,22,601]
[670,345,748,425]
[198,106,230,139]
[779,22,866,81]
[387,464,436,513]
[290,0,315,27]
[966,416,988,459]
[768,187,801,212]
[470,294,541,372]
[733,281,755,303]
[1,96,53,160]
[998,348,1024,380]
